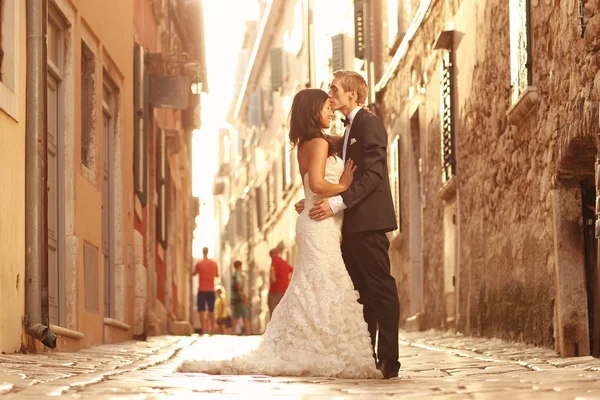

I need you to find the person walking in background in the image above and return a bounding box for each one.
[193,247,219,334]
[268,248,294,318]
[214,285,232,335]
[231,260,250,335]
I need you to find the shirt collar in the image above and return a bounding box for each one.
[346,106,362,125]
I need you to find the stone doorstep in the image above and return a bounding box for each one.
[168,320,193,336]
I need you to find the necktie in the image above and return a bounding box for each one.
[342,118,350,127]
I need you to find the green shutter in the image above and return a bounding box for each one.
[331,34,345,72]
[270,48,283,91]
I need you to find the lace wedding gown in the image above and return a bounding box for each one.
[179,156,381,379]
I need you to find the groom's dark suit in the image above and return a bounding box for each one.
[339,108,400,370]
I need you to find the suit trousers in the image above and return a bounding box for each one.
[341,230,400,366]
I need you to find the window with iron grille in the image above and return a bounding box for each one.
[509,0,531,104]
[440,52,455,183]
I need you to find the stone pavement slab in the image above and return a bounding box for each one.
[2,331,600,398]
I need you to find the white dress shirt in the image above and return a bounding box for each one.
[328,106,362,214]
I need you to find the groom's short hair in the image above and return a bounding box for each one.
[333,70,368,104]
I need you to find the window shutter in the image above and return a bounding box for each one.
[256,185,264,229]
[331,34,345,72]
[248,90,262,127]
[156,128,168,248]
[270,48,283,91]
[261,87,273,125]
[354,0,365,59]
[133,42,148,206]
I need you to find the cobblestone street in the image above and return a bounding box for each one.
[3,331,600,398]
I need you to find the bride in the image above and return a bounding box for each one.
[178,88,382,379]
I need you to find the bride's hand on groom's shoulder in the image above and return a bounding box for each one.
[358,103,372,113]
[294,199,305,214]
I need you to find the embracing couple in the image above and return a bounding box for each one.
[180,70,400,379]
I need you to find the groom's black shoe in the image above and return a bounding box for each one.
[377,360,400,379]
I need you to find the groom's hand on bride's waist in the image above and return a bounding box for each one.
[309,199,334,221]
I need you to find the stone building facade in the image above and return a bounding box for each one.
[378,0,600,356]
[0,0,205,354]
[133,0,207,338]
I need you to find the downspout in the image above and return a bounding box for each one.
[25,0,56,349]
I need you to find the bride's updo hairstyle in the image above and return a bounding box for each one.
[289,88,336,157]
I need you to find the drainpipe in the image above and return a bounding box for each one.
[25,0,56,349]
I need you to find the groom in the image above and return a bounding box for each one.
[298,70,401,379]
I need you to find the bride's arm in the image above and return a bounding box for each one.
[306,138,350,197]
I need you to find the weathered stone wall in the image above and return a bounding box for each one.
[381,0,596,348]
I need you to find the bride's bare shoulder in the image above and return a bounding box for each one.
[300,137,328,152]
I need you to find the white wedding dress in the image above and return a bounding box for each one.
[179,156,381,379]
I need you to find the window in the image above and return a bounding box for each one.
[81,41,97,170]
[0,0,19,120]
[440,52,456,182]
[509,0,531,103]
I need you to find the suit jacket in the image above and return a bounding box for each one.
[341,108,397,234]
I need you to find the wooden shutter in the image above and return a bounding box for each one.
[156,128,168,248]
[133,42,148,206]
[331,34,345,72]
[270,48,283,91]
[248,91,261,127]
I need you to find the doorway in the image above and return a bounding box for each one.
[582,182,599,356]
[102,78,116,319]
[47,10,66,327]
[408,109,423,317]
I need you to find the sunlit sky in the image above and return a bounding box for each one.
[191,0,259,258]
